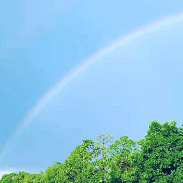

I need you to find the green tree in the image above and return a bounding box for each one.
[59,139,100,183]
[0,173,18,183]
[136,121,183,182]
[96,135,114,183]
[109,136,138,183]
[33,172,46,183]
[45,162,61,183]
[13,171,30,182]
[1,120,183,183]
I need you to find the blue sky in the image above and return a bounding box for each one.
[1,0,183,173]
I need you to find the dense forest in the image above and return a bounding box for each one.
[1,120,183,183]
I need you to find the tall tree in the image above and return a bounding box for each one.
[109,136,138,182]
[96,135,114,183]
[136,121,183,182]
[59,139,100,183]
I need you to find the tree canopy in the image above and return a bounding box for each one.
[1,120,183,182]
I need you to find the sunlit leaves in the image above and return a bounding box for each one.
[1,121,183,182]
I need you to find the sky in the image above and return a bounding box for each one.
[1,0,183,174]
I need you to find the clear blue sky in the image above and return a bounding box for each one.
[1,0,183,173]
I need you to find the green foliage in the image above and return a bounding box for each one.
[136,121,183,182]
[109,136,138,182]
[0,173,18,183]
[1,121,183,182]
[58,139,100,182]
[44,162,61,183]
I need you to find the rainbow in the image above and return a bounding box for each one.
[1,12,183,161]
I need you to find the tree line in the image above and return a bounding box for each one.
[1,120,183,182]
